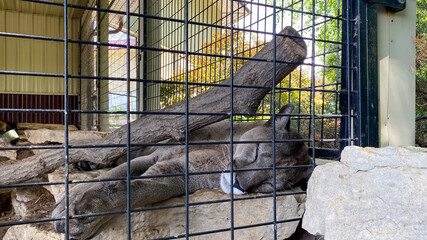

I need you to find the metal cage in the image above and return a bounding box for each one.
[0,0,380,239]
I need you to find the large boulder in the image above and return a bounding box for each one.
[302,146,427,240]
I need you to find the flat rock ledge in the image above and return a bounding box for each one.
[94,188,305,240]
[21,129,108,145]
[302,146,427,240]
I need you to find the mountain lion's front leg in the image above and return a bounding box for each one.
[52,157,186,239]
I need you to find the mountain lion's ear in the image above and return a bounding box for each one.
[266,104,294,131]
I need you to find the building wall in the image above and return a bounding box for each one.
[0,9,80,125]
[0,10,80,95]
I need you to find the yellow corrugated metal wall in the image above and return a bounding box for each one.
[0,9,80,95]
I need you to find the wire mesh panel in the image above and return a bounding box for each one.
[0,0,360,239]
[79,0,140,132]
[142,0,347,156]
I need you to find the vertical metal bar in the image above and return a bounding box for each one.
[340,0,351,150]
[272,0,278,239]
[354,0,362,147]
[136,0,141,112]
[320,0,327,148]
[184,0,190,238]
[311,0,318,234]
[63,0,70,239]
[126,0,132,239]
[298,0,303,133]
[285,1,291,109]
[96,1,101,131]
[306,1,313,151]
[355,1,379,148]
[310,0,316,164]
[365,3,379,148]
[347,0,352,147]
[229,0,235,239]
[334,0,341,149]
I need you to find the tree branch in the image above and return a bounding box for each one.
[0,27,307,185]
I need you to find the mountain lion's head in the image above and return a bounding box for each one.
[221,104,312,194]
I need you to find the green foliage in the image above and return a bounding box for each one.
[163,2,343,148]
[417,0,427,36]
[266,0,342,105]
[268,0,342,68]
[417,0,427,118]
[160,30,264,108]
[263,0,342,118]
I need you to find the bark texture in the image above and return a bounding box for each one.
[0,26,307,185]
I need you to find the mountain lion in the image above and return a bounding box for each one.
[52,104,312,239]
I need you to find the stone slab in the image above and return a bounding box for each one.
[93,188,304,240]
[302,146,427,240]
[45,167,110,202]
[22,129,108,145]
[3,224,61,240]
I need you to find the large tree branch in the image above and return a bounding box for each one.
[0,27,307,185]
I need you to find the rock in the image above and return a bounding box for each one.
[0,143,17,161]
[21,129,108,145]
[45,167,110,202]
[302,146,427,240]
[3,186,57,240]
[5,164,305,240]
[93,188,305,240]
[3,224,61,240]
[6,167,305,240]
[16,123,78,131]
[315,158,336,166]
[3,187,305,240]
[11,186,55,218]
[0,150,17,161]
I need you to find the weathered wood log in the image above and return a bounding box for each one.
[0,26,307,185]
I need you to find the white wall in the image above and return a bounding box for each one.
[377,0,416,146]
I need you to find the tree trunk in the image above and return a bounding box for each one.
[0,26,307,185]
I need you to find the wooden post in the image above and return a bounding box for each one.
[98,0,110,132]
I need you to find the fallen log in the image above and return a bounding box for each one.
[0,26,307,185]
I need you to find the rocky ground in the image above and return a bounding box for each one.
[0,123,316,240]
[0,123,106,239]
